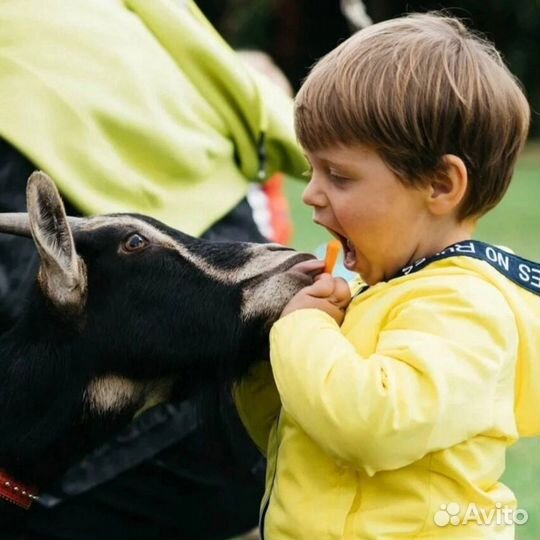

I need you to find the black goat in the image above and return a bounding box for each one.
[0,172,321,532]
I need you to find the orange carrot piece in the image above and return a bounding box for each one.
[324,239,341,274]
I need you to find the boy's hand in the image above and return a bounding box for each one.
[280,273,351,325]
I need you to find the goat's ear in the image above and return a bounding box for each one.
[27,171,87,314]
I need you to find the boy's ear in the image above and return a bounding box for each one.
[427,155,468,217]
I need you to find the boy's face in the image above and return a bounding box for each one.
[303,144,435,285]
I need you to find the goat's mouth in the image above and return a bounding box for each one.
[244,252,324,289]
[283,253,325,285]
[286,257,325,278]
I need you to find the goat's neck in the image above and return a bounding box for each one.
[0,319,88,485]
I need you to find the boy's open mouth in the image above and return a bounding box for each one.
[326,229,357,271]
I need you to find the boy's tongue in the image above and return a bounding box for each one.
[343,239,357,271]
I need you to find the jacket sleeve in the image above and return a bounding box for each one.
[127,0,307,183]
[269,277,518,475]
[233,361,281,455]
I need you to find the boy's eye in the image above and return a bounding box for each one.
[328,170,351,185]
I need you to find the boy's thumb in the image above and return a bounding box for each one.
[332,277,352,306]
[306,274,335,298]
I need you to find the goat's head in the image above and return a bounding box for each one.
[0,172,323,420]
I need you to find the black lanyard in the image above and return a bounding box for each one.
[356,240,540,298]
[396,240,540,296]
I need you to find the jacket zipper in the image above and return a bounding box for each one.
[259,496,270,540]
[259,438,278,540]
[259,411,282,540]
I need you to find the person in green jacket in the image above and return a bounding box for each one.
[0,0,305,236]
[0,0,306,538]
[236,13,538,540]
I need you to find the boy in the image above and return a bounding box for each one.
[235,12,538,539]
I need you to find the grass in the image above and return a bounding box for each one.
[284,142,540,539]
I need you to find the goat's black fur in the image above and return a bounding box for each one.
[0,174,318,532]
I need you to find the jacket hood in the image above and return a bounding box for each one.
[453,256,540,437]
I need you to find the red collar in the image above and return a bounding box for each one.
[0,468,39,510]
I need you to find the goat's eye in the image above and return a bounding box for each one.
[123,233,148,252]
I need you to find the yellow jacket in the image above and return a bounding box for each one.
[236,249,540,539]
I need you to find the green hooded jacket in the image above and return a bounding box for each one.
[0,0,307,235]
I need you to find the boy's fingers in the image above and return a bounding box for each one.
[314,272,332,282]
[325,302,346,325]
[303,297,345,325]
[332,278,352,306]
[304,275,335,298]
[309,276,351,306]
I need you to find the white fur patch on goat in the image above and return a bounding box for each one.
[241,273,303,321]
[85,375,143,414]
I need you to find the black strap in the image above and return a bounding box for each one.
[39,401,199,507]
[394,240,540,297]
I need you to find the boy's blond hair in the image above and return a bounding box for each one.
[295,13,530,219]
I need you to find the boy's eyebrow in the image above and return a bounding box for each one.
[322,158,356,170]
[304,150,363,169]
[324,159,346,167]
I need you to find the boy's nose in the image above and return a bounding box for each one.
[302,177,327,208]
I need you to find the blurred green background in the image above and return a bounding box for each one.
[285,144,540,540]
